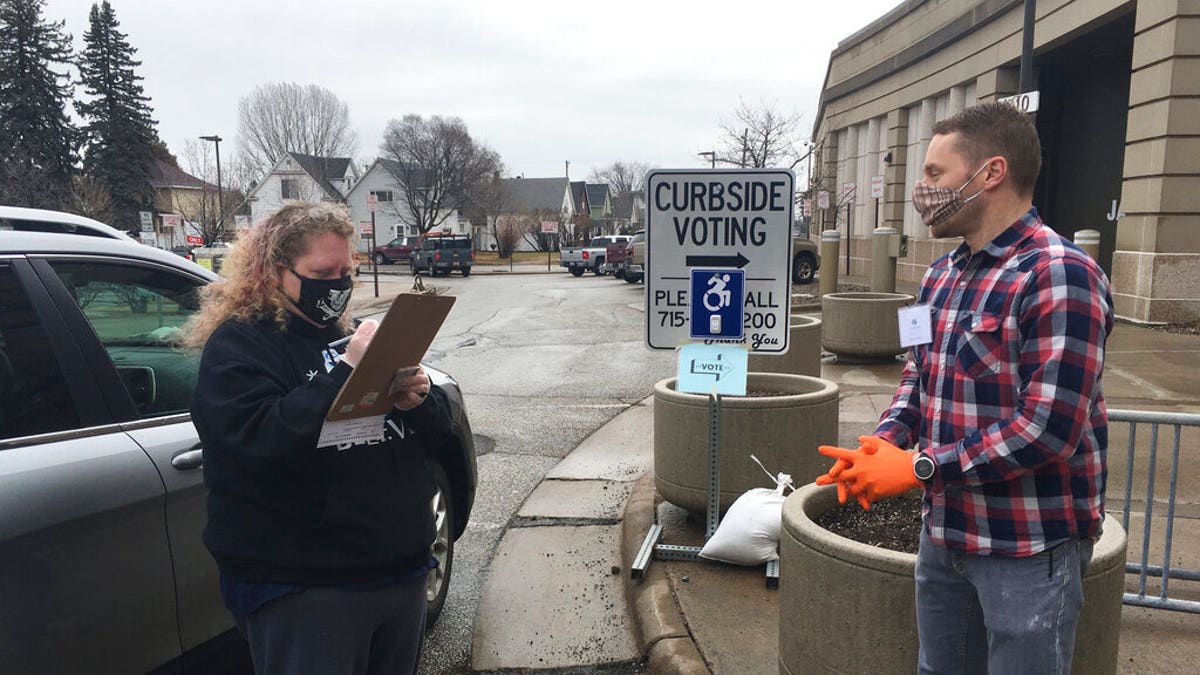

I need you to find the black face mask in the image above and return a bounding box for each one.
[288,268,353,327]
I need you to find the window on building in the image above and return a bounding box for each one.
[370,190,394,203]
[281,178,299,200]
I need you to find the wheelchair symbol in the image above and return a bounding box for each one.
[703,273,732,312]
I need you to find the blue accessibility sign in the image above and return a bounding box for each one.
[689,268,744,341]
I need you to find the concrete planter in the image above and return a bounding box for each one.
[791,293,821,313]
[821,292,914,363]
[653,374,838,515]
[748,315,822,377]
[778,484,1127,675]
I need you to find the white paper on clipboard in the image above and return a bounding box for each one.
[317,414,386,448]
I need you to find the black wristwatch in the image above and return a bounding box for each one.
[912,453,936,483]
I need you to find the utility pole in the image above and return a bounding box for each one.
[740,128,748,168]
[200,135,224,239]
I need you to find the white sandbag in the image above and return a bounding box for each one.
[699,487,787,566]
[699,458,794,566]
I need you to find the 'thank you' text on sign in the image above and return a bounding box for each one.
[645,169,794,353]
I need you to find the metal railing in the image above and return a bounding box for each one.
[1109,408,1200,614]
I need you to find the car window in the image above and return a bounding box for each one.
[442,238,470,249]
[386,237,402,247]
[0,262,81,440]
[49,261,203,418]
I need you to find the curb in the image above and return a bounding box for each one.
[621,475,709,674]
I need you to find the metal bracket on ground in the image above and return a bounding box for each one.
[630,392,778,588]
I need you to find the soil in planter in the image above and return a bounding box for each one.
[815,491,923,554]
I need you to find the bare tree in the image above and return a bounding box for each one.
[564,213,596,247]
[235,82,357,178]
[380,114,501,234]
[718,99,805,169]
[493,215,522,258]
[587,160,650,197]
[519,208,561,252]
[463,174,516,256]
[65,174,113,223]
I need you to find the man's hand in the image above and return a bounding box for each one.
[815,441,877,509]
[819,436,920,507]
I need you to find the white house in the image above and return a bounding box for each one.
[491,177,574,252]
[245,152,360,225]
[343,159,470,253]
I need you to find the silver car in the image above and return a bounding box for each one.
[0,209,477,673]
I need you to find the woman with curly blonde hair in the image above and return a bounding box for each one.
[187,201,450,675]
[181,202,356,350]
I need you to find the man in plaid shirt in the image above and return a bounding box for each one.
[818,102,1113,674]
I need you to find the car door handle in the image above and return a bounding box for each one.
[171,447,203,471]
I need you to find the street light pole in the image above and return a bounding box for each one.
[200,135,224,240]
[698,151,717,169]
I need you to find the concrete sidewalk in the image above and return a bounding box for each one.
[616,314,1200,674]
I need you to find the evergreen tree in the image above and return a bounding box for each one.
[0,0,77,209]
[77,0,157,231]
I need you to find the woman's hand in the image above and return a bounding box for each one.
[342,319,378,368]
[389,366,431,411]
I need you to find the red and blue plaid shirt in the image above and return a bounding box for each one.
[875,208,1114,556]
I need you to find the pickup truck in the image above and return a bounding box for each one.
[601,231,640,278]
[411,234,473,277]
[625,232,819,284]
[790,235,820,284]
[560,235,632,277]
[623,231,646,284]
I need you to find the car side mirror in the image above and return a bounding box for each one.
[117,366,156,413]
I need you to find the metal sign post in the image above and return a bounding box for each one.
[635,170,795,587]
[630,390,779,588]
[367,195,379,297]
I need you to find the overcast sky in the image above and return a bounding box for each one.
[49,0,899,182]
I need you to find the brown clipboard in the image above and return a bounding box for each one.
[325,293,456,421]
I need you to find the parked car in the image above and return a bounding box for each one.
[0,210,478,673]
[624,231,646,284]
[372,234,421,264]
[0,203,133,240]
[410,234,473,276]
[791,235,821,284]
[170,245,196,261]
[601,231,639,279]
[560,235,632,277]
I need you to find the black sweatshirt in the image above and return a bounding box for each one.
[191,314,452,586]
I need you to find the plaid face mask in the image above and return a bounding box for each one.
[912,163,988,227]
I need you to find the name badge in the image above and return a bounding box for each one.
[898,304,933,348]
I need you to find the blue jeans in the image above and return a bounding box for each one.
[915,527,1093,675]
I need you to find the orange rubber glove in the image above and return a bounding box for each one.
[820,436,920,507]
[815,441,877,510]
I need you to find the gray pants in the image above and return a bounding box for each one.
[915,528,1093,675]
[235,575,428,675]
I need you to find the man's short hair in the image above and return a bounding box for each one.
[932,102,1042,197]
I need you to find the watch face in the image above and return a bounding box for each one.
[914,456,935,481]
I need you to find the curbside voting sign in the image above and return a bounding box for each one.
[645,169,794,353]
